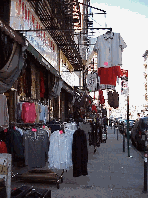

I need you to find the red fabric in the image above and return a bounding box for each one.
[92,105,97,112]
[98,89,105,104]
[99,90,103,96]
[100,95,105,104]
[21,102,37,123]
[40,72,45,98]
[98,66,122,86]
[0,141,7,153]
[121,69,128,78]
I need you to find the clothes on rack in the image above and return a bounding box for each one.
[23,127,49,169]
[48,122,77,170]
[15,126,24,136]
[17,102,24,122]
[16,101,49,123]
[21,102,37,123]
[39,104,48,123]
[40,71,45,98]
[72,128,88,177]
[0,141,7,153]
[35,103,40,123]
[47,121,61,133]
[5,127,24,162]
[0,94,9,130]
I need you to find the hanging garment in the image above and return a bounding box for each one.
[108,91,114,107]
[5,128,24,162]
[40,71,45,98]
[39,104,46,123]
[99,90,105,104]
[72,128,88,177]
[31,65,37,99]
[23,128,49,169]
[108,91,119,109]
[15,126,24,136]
[94,32,127,68]
[98,66,122,86]
[0,141,7,153]
[113,91,119,109]
[47,121,61,133]
[0,42,25,94]
[92,105,97,112]
[35,103,40,123]
[21,102,37,123]
[48,126,76,170]
[45,105,49,123]
[17,102,24,122]
[0,94,9,130]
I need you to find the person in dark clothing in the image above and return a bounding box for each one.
[72,128,88,177]
[103,116,108,132]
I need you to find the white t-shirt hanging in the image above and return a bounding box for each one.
[93,32,127,68]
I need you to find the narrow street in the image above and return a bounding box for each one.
[0,1,148,197]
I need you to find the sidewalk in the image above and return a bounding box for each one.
[50,126,148,198]
[11,126,148,198]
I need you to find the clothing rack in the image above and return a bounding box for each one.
[10,122,44,126]
[10,122,64,188]
[19,97,48,105]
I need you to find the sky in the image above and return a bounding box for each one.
[89,0,148,109]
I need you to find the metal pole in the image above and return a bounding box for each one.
[114,124,115,134]
[127,95,130,157]
[117,128,118,140]
[143,140,148,193]
[123,123,125,152]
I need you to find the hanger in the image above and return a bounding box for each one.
[105,28,112,34]
[106,30,112,34]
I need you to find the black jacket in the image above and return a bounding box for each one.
[72,128,88,177]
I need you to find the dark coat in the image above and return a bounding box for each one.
[72,129,88,177]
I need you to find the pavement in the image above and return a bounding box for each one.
[12,125,148,198]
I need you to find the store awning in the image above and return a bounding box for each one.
[62,82,74,95]
[27,42,60,78]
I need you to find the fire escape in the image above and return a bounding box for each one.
[27,0,83,71]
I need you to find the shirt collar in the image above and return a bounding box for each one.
[103,32,114,40]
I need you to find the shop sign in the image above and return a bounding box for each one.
[86,73,97,92]
[10,0,58,70]
[121,80,129,96]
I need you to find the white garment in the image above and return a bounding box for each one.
[94,32,127,68]
[48,128,76,170]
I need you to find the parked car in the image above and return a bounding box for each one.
[118,119,125,133]
[131,117,148,150]
[129,120,135,131]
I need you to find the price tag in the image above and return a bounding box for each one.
[59,130,63,134]
[32,128,37,132]
[4,129,8,133]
